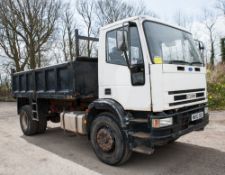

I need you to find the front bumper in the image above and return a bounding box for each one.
[150,105,209,146]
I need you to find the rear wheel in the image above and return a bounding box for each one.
[37,108,47,134]
[20,105,38,136]
[90,113,132,165]
[37,114,47,134]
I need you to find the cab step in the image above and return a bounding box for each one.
[132,145,154,155]
[129,118,148,123]
[130,132,151,139]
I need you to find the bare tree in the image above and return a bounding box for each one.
[0,0,61,71]
[0,1,26,72]
[216,0,225,15]
[76,0,95,58]
[75,0,156,58]
[173,10,193,31]
[202,9,218,68]
[61,4,77,61]
[95,0,156,27]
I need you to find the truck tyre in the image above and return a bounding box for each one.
[37,114,47,134]
[90,113,132,165]
[19,105,38,136]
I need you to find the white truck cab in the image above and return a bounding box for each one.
[99,16,207,112]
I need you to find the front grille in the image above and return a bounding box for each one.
[196,92,204,98]
[174,92,205,101]
[169,98,206,106]
[168,88,205,95]
[174,95,187,101]
[169,88,206,106]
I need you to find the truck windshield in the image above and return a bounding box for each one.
[143,21,203,66]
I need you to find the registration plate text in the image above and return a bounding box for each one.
[191,112,204,121]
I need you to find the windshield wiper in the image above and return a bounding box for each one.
[169,60,190,65]
[190,61,203,65]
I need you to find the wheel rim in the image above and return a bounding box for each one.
[96,127,115,152]
[21,111,28,130]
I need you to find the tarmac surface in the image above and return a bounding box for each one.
[0,102,225,175]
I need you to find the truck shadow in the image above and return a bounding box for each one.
[22,126,225,175]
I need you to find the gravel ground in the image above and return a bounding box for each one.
[0,102,225,175]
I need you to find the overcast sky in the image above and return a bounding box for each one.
[69,0,218,21]
[0,0,224,71]
[135,0,217,20]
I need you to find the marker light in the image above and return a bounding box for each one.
[204,107,208,114]
[152,117,173,128]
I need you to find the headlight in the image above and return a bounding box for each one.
[204,107,208,114]
[152,117,173,128]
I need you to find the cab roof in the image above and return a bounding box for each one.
[100,16,191,34]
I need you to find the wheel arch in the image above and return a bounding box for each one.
[17,97,30,115]
[87,98,129,137]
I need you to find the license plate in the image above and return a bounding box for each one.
[191,112,204,121]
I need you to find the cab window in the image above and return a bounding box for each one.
[129,26,144,65]
[106,28,127,66]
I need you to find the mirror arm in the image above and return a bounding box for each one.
[122,22,131,70]
[123,50,131,69]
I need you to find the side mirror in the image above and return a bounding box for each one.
[198,41,205,51]
[195,40,205,65]
[194,39,205,51]
[116,30,128,51]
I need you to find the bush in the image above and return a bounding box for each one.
[207,64,225,110]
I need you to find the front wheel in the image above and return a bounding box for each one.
[90,113,132,165]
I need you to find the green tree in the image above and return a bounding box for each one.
[221,38,225,63]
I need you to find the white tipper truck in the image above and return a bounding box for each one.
[12,16,209,165]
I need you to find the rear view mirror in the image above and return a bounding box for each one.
[195,39,205,64]
[116,30,128,51]
[195,40,205,51]
[198,41,205,51]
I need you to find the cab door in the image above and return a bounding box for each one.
[98,24,151,111]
